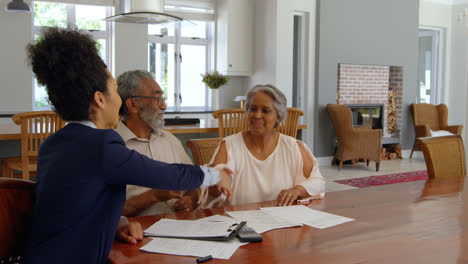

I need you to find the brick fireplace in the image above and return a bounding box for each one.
[337,63,402,143]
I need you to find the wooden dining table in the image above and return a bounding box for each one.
[108,176,468,264]
[0,119,307,140]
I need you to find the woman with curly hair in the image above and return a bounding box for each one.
[22,27,232,264]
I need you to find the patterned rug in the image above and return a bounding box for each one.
[334,170,428,188]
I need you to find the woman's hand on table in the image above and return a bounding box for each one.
[276,185,307,206]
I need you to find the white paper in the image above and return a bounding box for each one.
[196,214,238,224]
[260,205,354,229]
[144,218,235,238]
[226,210,302,233]
[140,237,245,259]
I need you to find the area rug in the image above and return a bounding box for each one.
[334,170,428,188]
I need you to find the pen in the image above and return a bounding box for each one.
[196,255,213,263]
[297,195,322,204]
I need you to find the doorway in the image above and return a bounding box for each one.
[418,28,443,105]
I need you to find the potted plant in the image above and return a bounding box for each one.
[201,71,228,89]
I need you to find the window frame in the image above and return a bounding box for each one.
[31,1,113,110]
[148,21,212,112]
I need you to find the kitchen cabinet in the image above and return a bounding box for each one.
[216,0,253,76]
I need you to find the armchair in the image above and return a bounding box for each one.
[418,135,466,179]
[410,103,463,159]
[327,104,382,171]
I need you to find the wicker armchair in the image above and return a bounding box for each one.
[0,178,35,262]
[410,103,463,159]
[418,135,466,179]
[327,104,382,171]
[186,138,223,165]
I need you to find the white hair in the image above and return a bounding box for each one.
[245,84,287,122]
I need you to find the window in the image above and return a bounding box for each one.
[32,1,112,109]
[148,20,211,111]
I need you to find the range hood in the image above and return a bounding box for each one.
[104,0,183,24]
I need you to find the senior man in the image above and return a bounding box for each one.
[116,70,198,216]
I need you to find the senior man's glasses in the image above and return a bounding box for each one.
[129,96,167,106]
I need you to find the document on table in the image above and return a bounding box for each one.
[196,214,238,225]
[140,237,245,260]
[260,205,354,229]
[226,210,302,233]
[144,218,235,238]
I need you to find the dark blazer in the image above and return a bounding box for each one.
[23,123,205,264]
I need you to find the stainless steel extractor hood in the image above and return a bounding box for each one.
[104,0,183,24]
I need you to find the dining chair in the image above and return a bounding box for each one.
[212,108,248,137]
[418,135,466,179]
[275,107,304,138]
[186,138,223,165]
[409,103,463,159]
[2,111,65,180]
[0,178,35,263]
[213,107,304,138]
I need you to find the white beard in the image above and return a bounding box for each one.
[139,104,164,131]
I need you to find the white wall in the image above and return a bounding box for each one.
[248,0,316,147]
[450,4,468,136]
[248,0,277,87]
[0,1,33,113]
[276,0,316,148]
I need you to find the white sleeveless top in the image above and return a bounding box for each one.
[210,133,325,206]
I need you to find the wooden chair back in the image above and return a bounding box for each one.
[0,178,35,262]
[186,138,223,165]
[12,111,65,180]
[419,135,466,179]
[212,108,248,137]
[275,108,304,137]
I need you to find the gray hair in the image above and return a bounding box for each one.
[117,70,154,117]
[245,84,287,122]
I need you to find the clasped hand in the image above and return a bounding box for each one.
[216,168,232,200]
[116,221,143,245]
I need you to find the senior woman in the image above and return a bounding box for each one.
[207,84,325,206]
[22,27,231,264]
